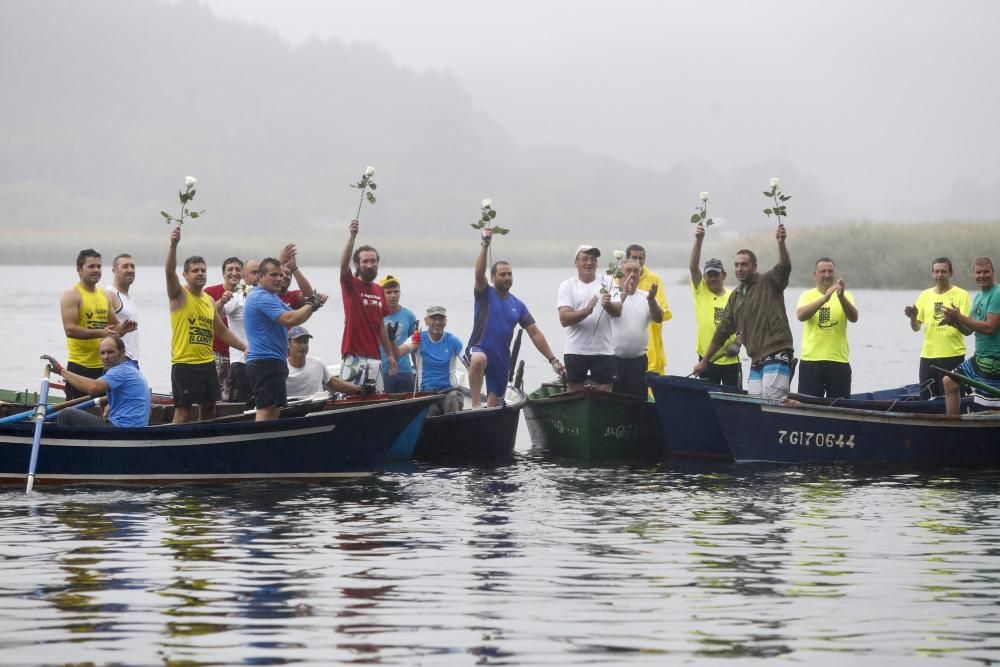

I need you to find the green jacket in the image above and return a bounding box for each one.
[712,261,794,364]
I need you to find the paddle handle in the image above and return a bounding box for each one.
[25,366,52,493]
[0,392,101,425]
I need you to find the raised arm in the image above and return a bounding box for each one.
[646,283,664,323]
[475,228,492,292]
[340,220,358,281]
[689,223,705,286]
[165,226,185,310]
[903,304,921,332]
[838,285,859,323]
[776,223,790,270]
[280,244,315,298]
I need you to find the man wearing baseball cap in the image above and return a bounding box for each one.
[286,326,363,399]
[689,222,741,387]
[557,245,622,392]
[379,274,418,393]
[397,305,466,415]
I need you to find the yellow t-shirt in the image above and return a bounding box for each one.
[798,287,855,362]
[914,285,971,359]
[170,288,216,365]
[691,280,738,366]
[638,267,672,373]
[66,283,110,369]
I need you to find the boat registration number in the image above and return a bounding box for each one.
[777,430,855,448]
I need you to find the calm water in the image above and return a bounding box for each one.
[1,265,998,665]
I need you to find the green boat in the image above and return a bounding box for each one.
[523,383,666,461]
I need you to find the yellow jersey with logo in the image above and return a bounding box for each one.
[798,287,855,363]
[914,285,971,359]
[638,267,672,373]
[170,288,216,365]
[691,280,738,366]
[67,283,111,369]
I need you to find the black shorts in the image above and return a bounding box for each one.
[797,360,851,399]
[247,358,289,410]
[697,356,743,388]
[564,353,616,385]
[228,362,252,404]
[172,361,221,407]
[612,355,648,398]
[64,362,104,400]
[919,355,964,399]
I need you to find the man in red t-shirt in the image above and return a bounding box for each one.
[204,256,243,400]
[339,219,398,391]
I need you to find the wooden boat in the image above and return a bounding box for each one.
[413,385,527,465]
[523,383,666,461]
[709,392,1000,466]
[647,374,987,460]
[0,395,438,485]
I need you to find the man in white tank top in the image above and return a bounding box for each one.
[106,253,140,365]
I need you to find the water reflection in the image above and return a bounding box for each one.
[0,465,998,664]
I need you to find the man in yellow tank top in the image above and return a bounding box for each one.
[166,226,247,423]
[59,249,137,400]
[796,257,859,398]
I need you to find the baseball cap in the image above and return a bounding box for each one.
[703,258,725,274]
[574,245,601,261]
[379,274,401,288]
[425,305,447,317]
[288,325,312,340]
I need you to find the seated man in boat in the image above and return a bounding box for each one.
[166,225,247,423]
[286,326,364,399]
[689,223,742,387]
[611,259,664,398]
[42,335,150,427]
[941,256,1000,415]
[398,306,466,416]
[692,223,794,400]
[558,245,622,392]
[244,258,328,421]
[796,257,859,398]
[903,257,972,399]
[466,228,565,408]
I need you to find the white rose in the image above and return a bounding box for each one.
[769,177,780,189]
[365,166,376,177]
[613,249,626,260]
[184,176,197,189]
[699,191,710,201]
[481,198,493,209]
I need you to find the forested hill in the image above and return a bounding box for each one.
[3,0,830,265]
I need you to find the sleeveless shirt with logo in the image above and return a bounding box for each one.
[67,283,111,369]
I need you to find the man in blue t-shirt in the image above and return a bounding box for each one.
[244,257,328,421]
[379,275,418,393]
[466,228,565,408]
[44,335,151,427]
[398,306,466,416]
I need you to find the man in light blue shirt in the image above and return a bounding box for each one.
[44,335,150,427]
[398,306,466,416]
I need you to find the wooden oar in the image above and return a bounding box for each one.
[44,396,105,421]
[0,392,101,425]
[932,365,1000,398]
[25,364,53,493]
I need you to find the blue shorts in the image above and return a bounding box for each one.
[465,346,508,398]
[748,350,793,400]
[957,357,1000,393]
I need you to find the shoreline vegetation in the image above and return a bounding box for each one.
[3,221,996,290]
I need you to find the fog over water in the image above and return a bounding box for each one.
[1,0,998,265]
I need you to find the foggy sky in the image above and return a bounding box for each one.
[198,0,1000,222]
